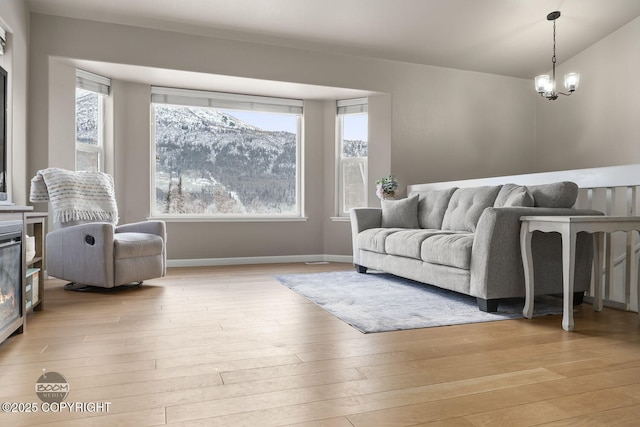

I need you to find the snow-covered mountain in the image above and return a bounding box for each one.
[76,90,99,145]
[153,105,297,214]
[154,104,259,135]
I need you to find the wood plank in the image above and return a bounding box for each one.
[463,387,638,426]
[530,403,640,426]
[165,368,565,424]
[0,262,639,426]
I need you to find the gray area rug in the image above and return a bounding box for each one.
[275,270,562,333]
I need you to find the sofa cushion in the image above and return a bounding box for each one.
[358,228,403,253]
[494,184,534,207]
[409,188,457,229]
[381,196,419,228]
[528,181,578,208]
[441,186,502,232]
[114,232,164,259]
[385,229,456,260]
[421,233,474,270]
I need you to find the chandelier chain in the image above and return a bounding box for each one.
[552,19,557,64]
[551,18,557,86]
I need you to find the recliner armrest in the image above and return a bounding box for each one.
[48,222,116,242]
[116,220,166,238]
[46,222,117,286]
[115,220,167,275]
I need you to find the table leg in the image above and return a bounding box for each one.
[520,221,534,319]
[593,232,604,312]
[636,244,640,316]
[637,251,640,322]
[562,226,576,331]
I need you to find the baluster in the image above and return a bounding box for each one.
[586,187,595,298]
[604,187,615,301]
[624,186,638,310]
[626,187,637,310]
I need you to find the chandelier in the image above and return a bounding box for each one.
[534,11,580,100]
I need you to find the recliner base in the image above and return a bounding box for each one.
[63,281,143,292]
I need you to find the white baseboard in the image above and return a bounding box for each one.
[167,254,353,268]
[583,295,631,312]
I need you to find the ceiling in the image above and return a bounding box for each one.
[26,0,640,80]
[68,59,374,100]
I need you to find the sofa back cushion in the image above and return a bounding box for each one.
[494,184,534,207]
[409,188,457,229]
[441,185,502,232]
[381,195,419,228]
[528,181,578,208]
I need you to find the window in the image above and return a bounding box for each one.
[151,87,303,218]
[337,98,368,216]
[75,70,110,171]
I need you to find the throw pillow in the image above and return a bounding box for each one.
[441,186,502,232]
[494,184,534,207]
[410,188,457,229]
[381,196,419,228]
[528,181,579,208]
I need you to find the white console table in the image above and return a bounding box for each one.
[520,215,640,331]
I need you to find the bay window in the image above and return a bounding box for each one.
[337,98,368,216]
[75,69,109,172]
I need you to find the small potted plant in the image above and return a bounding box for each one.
[375,175,398,200]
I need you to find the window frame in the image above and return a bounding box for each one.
[75,70,110,172]
[336,98,368,217]
[149,87,305,221]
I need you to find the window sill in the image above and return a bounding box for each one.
[330,216,350,222]
[147,215,309,223]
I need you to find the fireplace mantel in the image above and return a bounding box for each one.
[0,205,33,212]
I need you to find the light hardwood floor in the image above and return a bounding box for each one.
[1,262,640,426]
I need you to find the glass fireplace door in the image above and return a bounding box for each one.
[0,220,23,338]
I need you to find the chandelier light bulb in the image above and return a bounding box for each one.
[535,75,549,93]
[564,73,580,91]
[546,79,555,94]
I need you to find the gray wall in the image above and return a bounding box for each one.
[0,1,28,206]
[10,6,639,263]
[27,13,537,261]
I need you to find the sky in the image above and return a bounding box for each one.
[224,110,368,141]
[343,114,368,141]
[222,110,298,133]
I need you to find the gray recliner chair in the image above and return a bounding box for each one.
[30,168,166,290]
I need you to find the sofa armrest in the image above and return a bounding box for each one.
[470,207,603,299]
[350,208,382,233]
[349,208,382,265]
[46,222,116,286]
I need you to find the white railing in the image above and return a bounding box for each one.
[408,163,640,313]
[576,179,640,312]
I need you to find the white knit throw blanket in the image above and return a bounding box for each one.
[29,168,119,225]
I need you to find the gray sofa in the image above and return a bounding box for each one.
[350,182,602,312]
